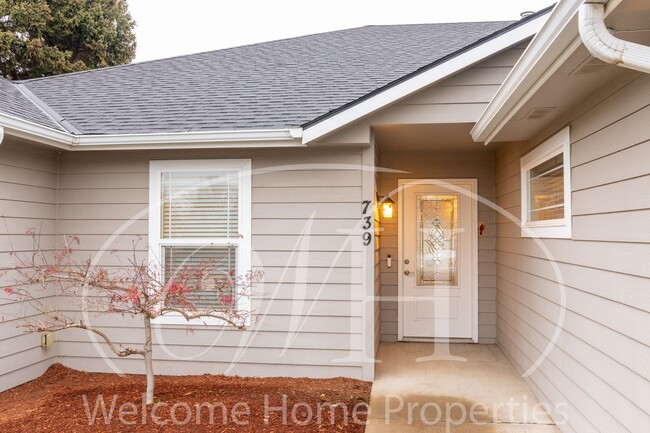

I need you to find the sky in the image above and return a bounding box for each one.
[128,0,555,63]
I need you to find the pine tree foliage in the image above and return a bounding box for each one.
[0,0,136,79]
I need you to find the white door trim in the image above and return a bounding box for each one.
[397,178,479,343]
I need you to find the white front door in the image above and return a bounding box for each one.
[398,179,478,341]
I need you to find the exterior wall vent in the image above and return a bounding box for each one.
[524,107,556,120]
[570,56,608,76]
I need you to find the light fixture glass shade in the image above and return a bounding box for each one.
[382,203,394,219]
[380,196,395,219]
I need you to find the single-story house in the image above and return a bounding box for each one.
[0,0,648,432]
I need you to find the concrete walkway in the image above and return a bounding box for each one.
[365,343,561,432]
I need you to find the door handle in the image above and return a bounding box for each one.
[404,270,411,276]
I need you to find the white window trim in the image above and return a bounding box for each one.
[148,159,252,326]
[520,127,572,239]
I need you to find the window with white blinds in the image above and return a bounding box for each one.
[528,153,564,222]
[520,127,572,239]
[161,171,239,239]
[163,245,236,309]
[149,160,252,324]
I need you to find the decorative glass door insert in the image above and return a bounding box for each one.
[416,194,459,286]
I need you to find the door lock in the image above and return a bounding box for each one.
[404,259,410,265]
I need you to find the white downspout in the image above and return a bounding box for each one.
[579,0,650,74]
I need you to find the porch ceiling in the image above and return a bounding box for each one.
[374,123,492,153]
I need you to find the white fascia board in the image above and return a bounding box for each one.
[0,111,304,150]
[301,14,548,145]
[0,112,73,150]
[71,128,304,151]
[471,0,622,144]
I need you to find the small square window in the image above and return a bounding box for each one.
[520,127,572,239]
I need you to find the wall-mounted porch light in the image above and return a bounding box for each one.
[379,195,395,219]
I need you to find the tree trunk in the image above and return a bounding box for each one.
[143,316,155,405]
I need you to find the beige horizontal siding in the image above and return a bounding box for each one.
[52,309,364,335]
[495,75,650,433]
[55,147,368,379]
[60,356,363,379]
[321,45,530,147]
[0,140,58,391]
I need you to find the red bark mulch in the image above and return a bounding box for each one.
[0,364,371,432]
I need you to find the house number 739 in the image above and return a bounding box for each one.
[361,200,373,246]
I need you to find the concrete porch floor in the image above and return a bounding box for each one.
[365,343,561,432]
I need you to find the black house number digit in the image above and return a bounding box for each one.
[361,200,372,215]
[362,215,372,230]
[361,200,373,246]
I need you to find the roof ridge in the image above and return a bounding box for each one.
[20,25,376,83]
[14,83,79,133]
[19,19,518,84]
[365,19,515,28]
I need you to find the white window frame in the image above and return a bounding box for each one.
[520,127,572,239]
[148,159,252,326]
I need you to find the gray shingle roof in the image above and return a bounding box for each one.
[0,79,65,131]
[2,20,522,135]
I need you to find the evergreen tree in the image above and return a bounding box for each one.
[0,0,136,79]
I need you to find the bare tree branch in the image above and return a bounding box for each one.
[3,230,261,404]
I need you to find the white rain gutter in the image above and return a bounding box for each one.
[0,110,304,151]
[70,128,305,151]
[579,0,650,74]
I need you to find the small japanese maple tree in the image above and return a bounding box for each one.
[2,230,260,404]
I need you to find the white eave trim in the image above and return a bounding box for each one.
[72,128,304,151]
[0,111,304,151]
[0,112,72,150]
[471,0,623,144]
[301,12,549,145]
